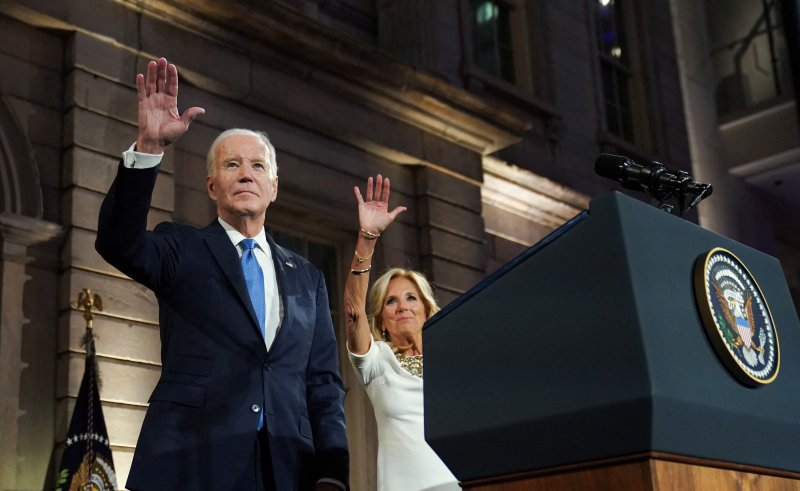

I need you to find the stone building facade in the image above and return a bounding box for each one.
[0,1,796,490]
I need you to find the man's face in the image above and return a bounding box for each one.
[206,134,278,225]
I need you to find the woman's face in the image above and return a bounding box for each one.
[380,277,426,340]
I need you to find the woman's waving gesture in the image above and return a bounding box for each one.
[345,175,406,354]
[354,175,407,236]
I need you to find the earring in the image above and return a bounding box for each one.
[382,330,387,339]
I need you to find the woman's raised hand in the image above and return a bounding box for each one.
[354,175,407,234]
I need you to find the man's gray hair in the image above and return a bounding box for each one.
[206,128,278,179]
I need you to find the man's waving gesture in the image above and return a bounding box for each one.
[97,56,350,491]
[135,57,204,154]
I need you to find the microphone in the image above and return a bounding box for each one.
[594,153,713,214]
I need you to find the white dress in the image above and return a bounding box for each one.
[349,340,460,491]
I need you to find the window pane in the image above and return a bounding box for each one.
[601,60,633,141]
[268,229,306,256]
[596,0,634,141]
[266,227,339,313]
[596,0,628,63]
[306,242,339,312]
[471,0,516,82]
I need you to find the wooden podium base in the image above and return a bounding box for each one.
[460,453,800,491]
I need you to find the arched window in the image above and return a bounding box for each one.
[0,96,43,218]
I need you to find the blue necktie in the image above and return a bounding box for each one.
[241,239,266,339]
[241,239,266,430]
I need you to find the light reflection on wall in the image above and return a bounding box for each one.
[481,156,589,247]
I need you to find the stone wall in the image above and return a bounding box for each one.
[0,1,795,490]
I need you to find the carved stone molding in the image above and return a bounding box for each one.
[482,156,589,239]
[0,0,531,158]
[0,212,64,265]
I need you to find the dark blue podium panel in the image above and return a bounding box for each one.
[424,192,800,481]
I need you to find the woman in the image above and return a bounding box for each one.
[344,175,460,491]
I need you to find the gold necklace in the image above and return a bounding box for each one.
[394,352,423,378]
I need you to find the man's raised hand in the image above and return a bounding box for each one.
[136,57,205,154]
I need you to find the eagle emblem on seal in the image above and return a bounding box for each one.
[712,281,765,368]
[694,248,779,387]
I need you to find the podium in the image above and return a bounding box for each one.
[424,192,800,490]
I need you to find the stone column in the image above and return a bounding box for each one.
[414,167,488,306]
[0,212,63,491]
[669,0,779,253]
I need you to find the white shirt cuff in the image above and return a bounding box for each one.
[122,141,163,169]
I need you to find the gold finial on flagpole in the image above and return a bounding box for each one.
[76,288,103,330]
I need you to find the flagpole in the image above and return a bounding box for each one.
[78,288,103,491]
[75,288,102,490]
[56,288,117,491]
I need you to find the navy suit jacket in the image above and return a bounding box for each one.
[96,164,348,491]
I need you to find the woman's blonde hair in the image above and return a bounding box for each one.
[367,268,440,341]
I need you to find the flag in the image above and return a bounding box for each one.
[55,332,117,491]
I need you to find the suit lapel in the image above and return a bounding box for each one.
[266,233,297,348]
[203,221,265,342]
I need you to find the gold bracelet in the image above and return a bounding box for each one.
[354,248,373,264]
[360,228,381,240]
[350,266,371,275]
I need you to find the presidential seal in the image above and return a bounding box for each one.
[694,247,779,387]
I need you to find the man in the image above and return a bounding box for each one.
[96,57,348,491]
